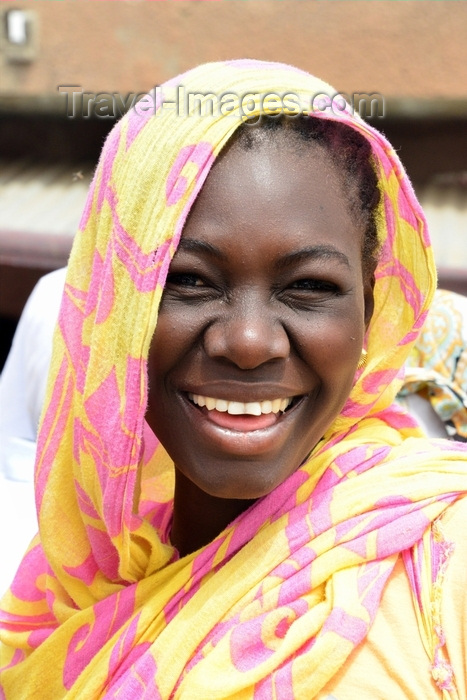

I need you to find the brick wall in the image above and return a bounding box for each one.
[0,1,466,100]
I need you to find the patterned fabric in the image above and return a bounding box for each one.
[1,61,466,699]
[399,289,467,440]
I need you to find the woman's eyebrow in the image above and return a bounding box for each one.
[177,238,227,260]
[275,245,351,270]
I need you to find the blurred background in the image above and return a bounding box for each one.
[1,0,467,367]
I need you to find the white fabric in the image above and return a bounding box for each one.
[0,267,66,594]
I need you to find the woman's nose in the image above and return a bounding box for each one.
[203,299,290,369]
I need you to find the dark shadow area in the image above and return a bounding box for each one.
[0,316,17,373]
[0,111,114,161]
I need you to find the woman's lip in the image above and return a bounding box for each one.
[196,407,281,432]
[179,392,306,457]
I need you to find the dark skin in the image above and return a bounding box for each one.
[146,136,375,556]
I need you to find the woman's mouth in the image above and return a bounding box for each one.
[187,393,298,432]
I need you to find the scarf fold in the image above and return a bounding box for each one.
[1,60,466,699]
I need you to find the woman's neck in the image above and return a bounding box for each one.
[171,469,255,557]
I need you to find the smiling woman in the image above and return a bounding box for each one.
[146,120,376,553]
[1,61,467,699]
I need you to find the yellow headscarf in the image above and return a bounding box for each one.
[1,60,466,699]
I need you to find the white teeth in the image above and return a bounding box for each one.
[215,399,228,412]
[189,394,293,415]
[245,402,262,416]
[271,399,282,413]
[227,401,245,415]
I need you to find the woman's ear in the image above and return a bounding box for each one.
[364,273,375,330]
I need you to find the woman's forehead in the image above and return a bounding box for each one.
[192,134,353,216]
[179,137,365,268]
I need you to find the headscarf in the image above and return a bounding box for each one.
[1,60,466,699]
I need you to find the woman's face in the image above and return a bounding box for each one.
[146,135,374,500]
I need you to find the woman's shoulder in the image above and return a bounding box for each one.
[439,495,467,699]
[441,492,467,530]
[438,494,467,618]
[318,497,467,700]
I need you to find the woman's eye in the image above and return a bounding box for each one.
[289,279,338,293]
[166,273,206,288]
[280,279,342,309]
